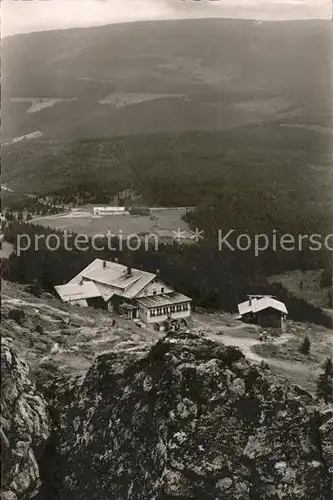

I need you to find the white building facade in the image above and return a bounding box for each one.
[93,207,128,216]
[55,259,192,328]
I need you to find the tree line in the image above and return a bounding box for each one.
[1,222,331,328]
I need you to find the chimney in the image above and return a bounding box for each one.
[103,261,106,268]
[127,266,132,277]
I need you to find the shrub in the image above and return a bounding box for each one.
[8,308,25,325]
[316,357,333,404]
[26,281,42,298]
[320,267,332,289]
[300,336,311,356]
[33,361,60,393]
[35,324,44,334]
[39,360,60,373]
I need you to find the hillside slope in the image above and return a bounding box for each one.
[1,280,332,499]
[2,126,332,207]
[1,279,332,392]
[2,19,331,214]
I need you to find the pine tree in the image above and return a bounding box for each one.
[316,357,333,404]
[300,336,311,356]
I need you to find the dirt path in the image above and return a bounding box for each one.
[191,313,322,392]
[208,332,321,391]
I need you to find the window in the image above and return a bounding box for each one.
[170,306,175,313]
[163,307,168,314]
[176,305,182,312]
[161,287,165,293]
[183,303,188,311]
[153,289,157,295]
[150,309,156,317]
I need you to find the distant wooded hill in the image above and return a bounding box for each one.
[2,19,331,247]
[2,19,331,141]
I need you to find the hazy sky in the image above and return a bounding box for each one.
[1,0,331,37]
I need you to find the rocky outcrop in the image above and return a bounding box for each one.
[42,331,332,500]
[319,408,333,478]
[1,338,50,500]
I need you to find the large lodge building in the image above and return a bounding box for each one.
[55,259,192,329]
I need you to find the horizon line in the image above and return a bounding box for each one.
[2,16,331,39]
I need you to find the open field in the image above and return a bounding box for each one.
[3,130,44,146]
[31,207,190,238]
[10,97,78,114]
[99,92,185,107]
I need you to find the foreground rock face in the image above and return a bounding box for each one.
[43,332,332,500]
[1,338,50,500]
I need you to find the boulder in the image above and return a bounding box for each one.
[40,331,332,499]
[1,338,50,500]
